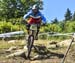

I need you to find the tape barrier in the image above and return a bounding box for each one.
[0,31,75,38]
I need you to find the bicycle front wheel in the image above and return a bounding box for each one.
[27,35,34,58]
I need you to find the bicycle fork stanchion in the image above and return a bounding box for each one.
[61,34,74,63]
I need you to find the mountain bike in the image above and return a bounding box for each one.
[27,24,38,59]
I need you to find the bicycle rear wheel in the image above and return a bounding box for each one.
[27,35,34,58]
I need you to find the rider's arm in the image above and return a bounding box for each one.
[23,10,32,20]
[22,10,32,24]
[40,13,47,24]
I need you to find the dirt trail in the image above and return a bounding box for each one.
[0,47,64,63]
[0,40,75,63]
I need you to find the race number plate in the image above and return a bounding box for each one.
[30,24,37,30]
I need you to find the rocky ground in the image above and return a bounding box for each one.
[0,39,75,63]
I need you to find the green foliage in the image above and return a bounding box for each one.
[0,21,26,34]
[0,20,75,34]
[0,0,42,19]
[72,11,75,21]
[0,1,75,34]
[48,36,71,41]
[65,21,75,32]
[49,24,62,32]
[58,21,65,32]
[39,34,47,40]
[40,21,75,33]
[51,18,58,24]
[64,8,72,21]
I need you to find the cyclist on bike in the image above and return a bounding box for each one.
[23,4,47,40]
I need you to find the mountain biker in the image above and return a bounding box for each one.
[23,4,47,40]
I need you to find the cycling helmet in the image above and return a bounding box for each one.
[32,4,39,10]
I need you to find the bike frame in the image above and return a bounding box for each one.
[29,24,38,38]
[27,24,38,58]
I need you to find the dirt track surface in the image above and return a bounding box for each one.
[0,46,75,63]
[0,39,75,63]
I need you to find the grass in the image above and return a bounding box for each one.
[0,39,75,63]
[0,40,25,49]
[0,39,50,49]
[0,41,12,49]
[0,38,69,49]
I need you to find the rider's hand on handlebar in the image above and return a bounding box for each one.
[21,19,28,24]
[41,23,46,26]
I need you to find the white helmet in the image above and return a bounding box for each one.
[32,4,39,10]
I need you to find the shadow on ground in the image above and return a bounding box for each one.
[31,45,64,60]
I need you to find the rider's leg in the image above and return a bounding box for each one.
[35,24,40,40]
[26,24,30,34]
[26,24,31,42]
[26,24,31,59]
[35,29,39,40]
